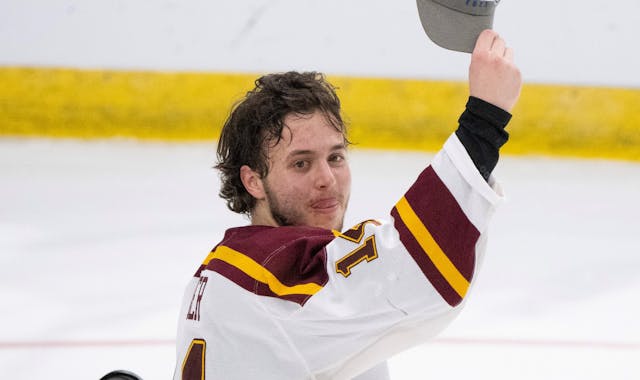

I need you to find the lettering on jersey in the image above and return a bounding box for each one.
[335,220,381,277]
[335,235,378,277]
[336,219,378,243]
[181,338,206,380]
[186,276,208,321]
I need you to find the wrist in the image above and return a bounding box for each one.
[466,96,512,128]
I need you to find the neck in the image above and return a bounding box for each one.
[250,202,279,227]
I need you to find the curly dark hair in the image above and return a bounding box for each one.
[215,71,348,215]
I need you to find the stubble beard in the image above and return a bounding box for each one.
[263,181,345,231]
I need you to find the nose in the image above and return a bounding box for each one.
[314,161,337,189]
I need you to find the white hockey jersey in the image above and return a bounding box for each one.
[174,134,504,380]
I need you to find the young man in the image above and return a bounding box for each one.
[174,29,521,380]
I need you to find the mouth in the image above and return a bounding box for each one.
[310,198,340,213]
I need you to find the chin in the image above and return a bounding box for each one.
[301,209,345,231]
[318,217,344,232]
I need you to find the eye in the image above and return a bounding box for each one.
[329,153,345,165]
[293,160,308,169]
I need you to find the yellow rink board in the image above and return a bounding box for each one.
[1,67,639,161]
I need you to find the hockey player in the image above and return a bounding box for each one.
[173,29,522,380]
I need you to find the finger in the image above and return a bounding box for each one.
[491,35,506,56]
[504,47,514,62]
[473,29,498,53]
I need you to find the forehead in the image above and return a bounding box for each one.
[271,111,346,154]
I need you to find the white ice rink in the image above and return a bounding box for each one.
[1,138,639,379]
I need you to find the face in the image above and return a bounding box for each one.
[249,110,351,231]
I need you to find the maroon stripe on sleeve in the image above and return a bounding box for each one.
[392,207,463,306]
[391,166,481,306]
[405,166,480,281]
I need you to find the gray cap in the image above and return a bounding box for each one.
[416,0,500,53]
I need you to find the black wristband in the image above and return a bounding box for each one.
[455,96,512,181]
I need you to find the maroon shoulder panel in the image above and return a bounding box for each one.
[203,225,334,306]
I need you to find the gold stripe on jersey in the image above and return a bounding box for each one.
[395,196,470,298]
[203,245,323,297]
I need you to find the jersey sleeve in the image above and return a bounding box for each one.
[270,133,504,379]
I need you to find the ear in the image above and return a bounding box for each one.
[240,165,266,200]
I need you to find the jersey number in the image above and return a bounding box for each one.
[181,339,206,380]
[335,220,380,277]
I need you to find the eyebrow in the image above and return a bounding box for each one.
[286,144,347,160]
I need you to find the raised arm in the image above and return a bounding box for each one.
[456,30,523,181]
[469,29,522,112]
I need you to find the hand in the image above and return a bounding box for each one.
[469,30,522,112]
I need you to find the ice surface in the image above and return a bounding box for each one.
[1,139,638,379]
